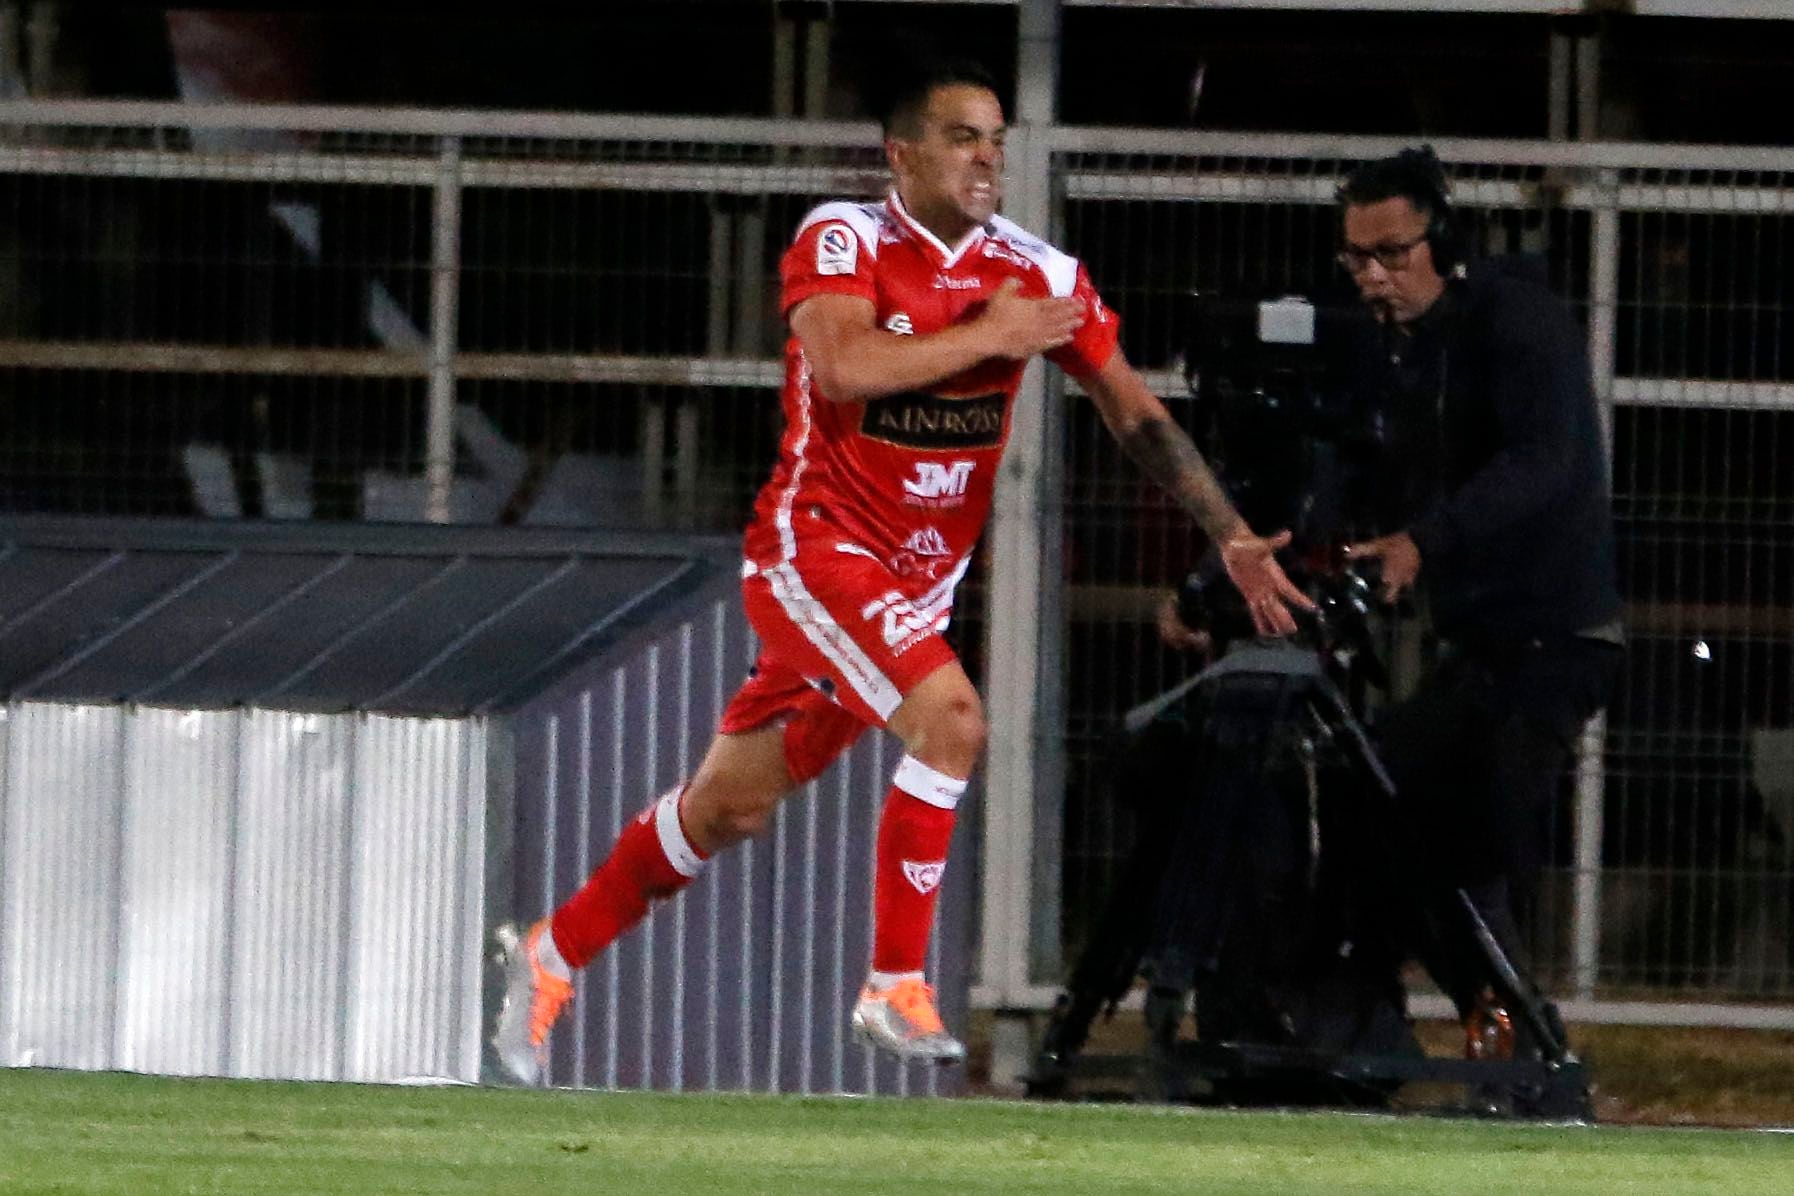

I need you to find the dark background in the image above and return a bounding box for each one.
[46,4,1794,144]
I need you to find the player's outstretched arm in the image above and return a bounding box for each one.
[791,280,1084,405]
[1079,351,1314,637]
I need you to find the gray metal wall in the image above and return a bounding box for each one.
[0,703,487,1081]
[506,590,972,1097]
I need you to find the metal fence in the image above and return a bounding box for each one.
[0,703,487,1080]
[1,102,1790,1025]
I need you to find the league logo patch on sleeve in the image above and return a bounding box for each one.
[815,223,858,276]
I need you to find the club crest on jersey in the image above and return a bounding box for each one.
[890,525,959,582]
[902,526,951,556]
[884,311,914,336]
[902,859,946,895]
[815,223,857,276]
[862,391,1006,450]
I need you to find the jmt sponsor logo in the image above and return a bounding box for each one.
[861,589,933,654]
[903,460,974,502]
[862,391,1005,450]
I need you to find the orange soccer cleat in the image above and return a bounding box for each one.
[492,919,574,1086]
[850,977,966,1065]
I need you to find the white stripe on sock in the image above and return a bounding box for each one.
[654,789,706,879]
[892,755,967,810]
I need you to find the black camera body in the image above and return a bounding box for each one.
[1175,549,1388,692]
[1183,291,1389,548]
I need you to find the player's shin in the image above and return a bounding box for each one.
[551,785,710,968]
[870,757,964,978]
[494,786,710,1084]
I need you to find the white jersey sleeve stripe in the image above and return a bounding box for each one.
[987,213,1080,298]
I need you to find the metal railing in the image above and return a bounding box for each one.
[1,100,1789,1027]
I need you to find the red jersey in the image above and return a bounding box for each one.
[743,192,1120,618]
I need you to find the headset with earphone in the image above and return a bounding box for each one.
[1404,145,1464,278]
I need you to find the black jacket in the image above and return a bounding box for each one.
[1359,258,1622,647]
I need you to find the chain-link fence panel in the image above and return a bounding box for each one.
[1604,169,1794,999]
[1048,135,1794,1010]
[0,109,888,531]
[3,105,1790,1016]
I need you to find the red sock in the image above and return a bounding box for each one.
[871,756,967,976]
[550,787,708,969]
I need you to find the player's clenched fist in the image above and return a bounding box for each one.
[976,277,1086,359]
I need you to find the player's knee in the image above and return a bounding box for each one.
[711,805,775,844]
[953,697,990,761]
[683,785,783,851]
[923,692,988,770]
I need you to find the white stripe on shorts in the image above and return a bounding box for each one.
[765,558,903,720]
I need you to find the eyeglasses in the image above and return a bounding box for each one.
[1336,233,1428,275]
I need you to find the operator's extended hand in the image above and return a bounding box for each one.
[1155,591,1212,654]
[978,277,1085,359]
[1344,531,1421,603]
[1218,527,1315,638]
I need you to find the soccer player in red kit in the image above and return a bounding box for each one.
[494,59,1309,1082]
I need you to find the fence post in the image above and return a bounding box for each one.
[426,135,463,525]
[1573,167,1621,1002]
[978,118,1056,1011]
[979,0,1062,1089]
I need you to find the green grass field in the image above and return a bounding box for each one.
[2,1068,1788,1195]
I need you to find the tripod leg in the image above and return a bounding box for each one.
[1028,768,1179,1093]
[1140,985,1192,1103]
[1315,679,1573,1065]
[1456,890,1570,1064]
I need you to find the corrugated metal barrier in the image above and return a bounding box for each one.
[506,590,972,1097]
[0,703,486,1081]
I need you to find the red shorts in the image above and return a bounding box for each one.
[719,537,960,783]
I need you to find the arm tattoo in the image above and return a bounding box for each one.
[1119,416,1242,542]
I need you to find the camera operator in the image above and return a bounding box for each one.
[1336,147,1624,1051]
[1166,147,1624,1056]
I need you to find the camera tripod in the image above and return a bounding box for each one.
[1028,639,1593,1120]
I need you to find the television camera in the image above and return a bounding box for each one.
[1024,292,1590,1118]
